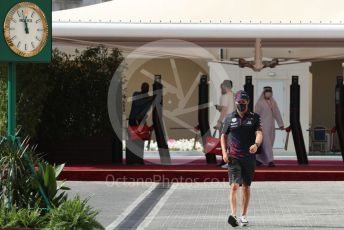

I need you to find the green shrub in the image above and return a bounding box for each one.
[0,140,38,209]
[0,196,103,229]
[0,140,69,209]
[36,47,123,141]
[47,195,104,230]
[0,47,123,141]
[32,162,69,208]
[0,202,7,226]
[0,202,48,229]
[4,207,48,228]
[0,64,6,135]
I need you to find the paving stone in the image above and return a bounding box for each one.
[66,181,344,229]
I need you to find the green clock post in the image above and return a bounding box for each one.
[0,0,52,209]
[8,62,16,143]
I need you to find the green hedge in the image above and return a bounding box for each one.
[0,46,123,140]
[0,65,7,136]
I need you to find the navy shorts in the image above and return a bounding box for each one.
[228,157,256,186]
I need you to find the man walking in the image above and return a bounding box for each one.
[215,80,235,130]
[255,86,284,167]
[221,90,263,227]
[215,80,235,167]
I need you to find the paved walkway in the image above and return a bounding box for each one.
[66,181,344,230]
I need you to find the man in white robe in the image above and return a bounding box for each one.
[254,86,284,167]
[214,80,235,167]
[215,80,235,129]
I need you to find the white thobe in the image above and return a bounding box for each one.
[254,96,284,164]
[219,92,235,121]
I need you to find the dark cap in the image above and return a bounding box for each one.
[263,86,272,92]
[235,90,250,102]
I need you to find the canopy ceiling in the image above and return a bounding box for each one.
[53,0,344,42]
[53,0,344,24]
[52,0,344,60]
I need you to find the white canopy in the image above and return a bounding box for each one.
[52,0,344,43]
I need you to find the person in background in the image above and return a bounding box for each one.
[128,82,154,126]
[221,90,263,227]
[254,86,284,167]
[215,80,235,167]
[215,80,235,130]
[127,82,154,165]
[215,83,226,112]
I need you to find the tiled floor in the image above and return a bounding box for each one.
[66,181,344,230]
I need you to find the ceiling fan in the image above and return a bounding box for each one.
[213,38,279,72]
[213,38,344,72]
[237,38,279,71]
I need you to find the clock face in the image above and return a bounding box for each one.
[3,2,48,58]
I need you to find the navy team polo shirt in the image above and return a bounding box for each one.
[221,110,262,159]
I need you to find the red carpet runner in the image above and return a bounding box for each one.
[59,159,344,182]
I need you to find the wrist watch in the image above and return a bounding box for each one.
[255,142,260,148]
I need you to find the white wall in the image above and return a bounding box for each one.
[208,62,312,154]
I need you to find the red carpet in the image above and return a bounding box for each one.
[59,158,344,182]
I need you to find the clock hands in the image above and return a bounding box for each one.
[24,16,29,34]
[21,9,29,34]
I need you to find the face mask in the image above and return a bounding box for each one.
[237,103,247,112]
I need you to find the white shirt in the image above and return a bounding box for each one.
[219,91,235,121]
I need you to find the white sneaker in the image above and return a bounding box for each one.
[240,215,249,227]
[221,163,228,169]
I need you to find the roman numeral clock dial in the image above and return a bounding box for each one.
[3,2,48,57]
